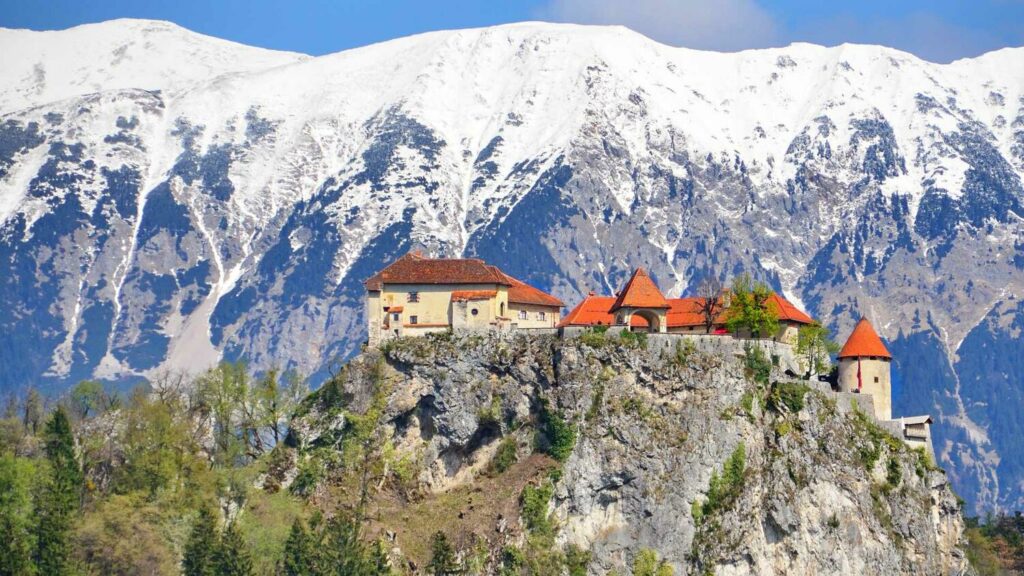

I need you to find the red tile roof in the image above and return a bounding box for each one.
[838,317,891,359]
[365,252,510,290]
[386,306,403,313]
[611,268,670,310]
[451,290,497,302]
[560,292,813,330]
[558,296,617,327]
[491,267,564,308]
[666,297,724,327]
[366,252,563,309]
[767,293,814,324]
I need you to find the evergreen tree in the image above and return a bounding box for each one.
[280,518,315,576]
[321,515,367,575]
[183,505,220,576]
[427,531,461,575]
[216,521,254,576]
[33,408,82,576]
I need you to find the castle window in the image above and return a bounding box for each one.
[874,376,879,383]
[518,310,528,320]
[409,315,418,325]
[407,292,420,303]
[538,311,546,320]
[471,308,479,316]
[392,313,400,321]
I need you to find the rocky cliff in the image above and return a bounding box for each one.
[286,332,968,575]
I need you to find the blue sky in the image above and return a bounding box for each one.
[1,0,1022,62]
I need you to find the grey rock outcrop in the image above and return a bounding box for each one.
[290,332,969,575]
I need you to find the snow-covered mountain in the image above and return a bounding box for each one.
[1,19,1022,513]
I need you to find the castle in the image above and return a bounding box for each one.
[365,254,932,453]
[364,252,564,346]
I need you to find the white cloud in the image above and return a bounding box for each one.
[537,0,781,51]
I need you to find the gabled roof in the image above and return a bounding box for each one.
[899,415,933,425]
[559,294,692,329]
[838,317,892,359]
[611,268,670,310]
[666,297,725,327]
[491,268,564,308]
[365,251,511,290]
[560,291,813,330]
[767,293,814,324]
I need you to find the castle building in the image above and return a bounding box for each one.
[558,267,814,344]
[837,317,893,420]
[837,317,934,454]
[364,252,564,345]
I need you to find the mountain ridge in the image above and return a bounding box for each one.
[0,18,1022,514]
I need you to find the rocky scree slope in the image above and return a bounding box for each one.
[284,332,968,575]
[1,19,1022,514]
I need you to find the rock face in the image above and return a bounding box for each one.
[290,332,969,575]
[2,19,1021,514]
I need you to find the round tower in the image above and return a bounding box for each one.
[837,317,892,421]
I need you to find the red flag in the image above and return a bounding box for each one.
[857,357,862,392]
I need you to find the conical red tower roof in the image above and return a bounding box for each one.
[611,268,670,310]
[838,317,891,359]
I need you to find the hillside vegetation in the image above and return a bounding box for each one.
[0,332,973,574]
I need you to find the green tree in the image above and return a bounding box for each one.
[427,531,461,575]
[796,321,840,376]
[183,505,220,576]
[280,518,314,576]
[33,408,82,576]
[250,369,306,448]
[198,362,251,465]
[22,388,43,436]
[320,515,371,575]
[724,274,779,338]
[114,387,197,496]
[68,380,105,420]
[0,454,37,576]
[216,521,254,576]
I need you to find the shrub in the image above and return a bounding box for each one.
[520,481,555,537]
[634,548,674,576]
[579,326,609,348]
[739,391,755,419]
[886,457,902,489]
[477,397,502,431]
[585,384,605,423]
[537,400,576,462]
[619,329,648,349]
[913,447,938,479]
[768,381,810,414]
[564,544,591,576]
[694,443,746,522]
[674,339,697,367]
[490,437,518,475]
[743,344,772,385]
[774,420,793,437]
[499,546,526,576]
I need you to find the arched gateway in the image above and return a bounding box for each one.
[609,268,669,333]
